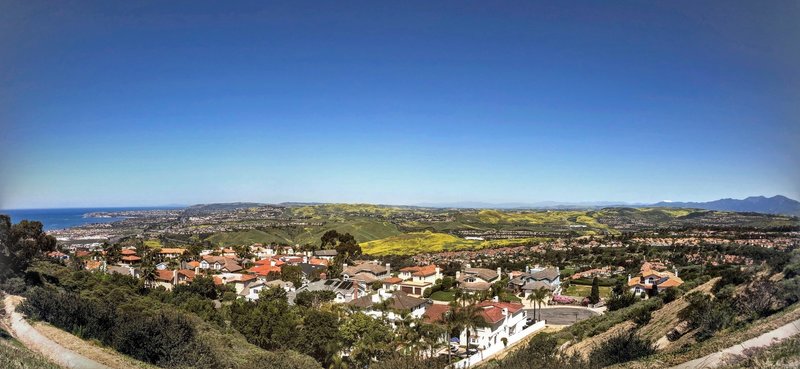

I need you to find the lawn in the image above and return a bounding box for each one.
[430,291,456,302]
[563,284,612,299]
[143,239,162,248]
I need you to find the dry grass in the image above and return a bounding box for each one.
[638,278,719,350]
[565,320,638,359]
[33,322,157,369]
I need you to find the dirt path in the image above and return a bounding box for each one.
[670,317,800,369]
[3,294,111,369]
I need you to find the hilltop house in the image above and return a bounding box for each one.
[627,261,684,296]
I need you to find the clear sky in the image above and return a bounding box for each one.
[1,1,799,209]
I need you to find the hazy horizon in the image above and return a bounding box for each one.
[2,1,799,209]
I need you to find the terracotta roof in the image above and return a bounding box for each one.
[476,300,524,314]
[423,304,451,324]
[121,255,142,261]
[383,277,403,284]
[309,258,329,266]
[411,265,438,277]
[187,261,200,268]
[121,249,136,256]
[84,260,103,270]
[249,264,282,276]
[177,269,195,280]
[155,270,174,282]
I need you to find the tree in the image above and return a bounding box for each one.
[233,244,252,260]
[339,312,394,368]
[448,303,489,359]
[295,290,336,308]
[588,331,655,368]
[589,277,600,305]
[0,216,57,280]
[295,309,341,366]
[229,288,300,350]
[281,265,304,288]
[530,287,551,321]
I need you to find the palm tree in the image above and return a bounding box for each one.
[531,287,551,322]
[140,263,157,288]
[526,292,537,322]
[450,302,488,361]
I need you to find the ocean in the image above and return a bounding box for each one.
[1,207,176,231]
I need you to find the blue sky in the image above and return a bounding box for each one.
[1,1,798,209]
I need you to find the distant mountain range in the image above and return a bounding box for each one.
[416,195,800,216]
[415,201,638,210]
[652,195,800,217]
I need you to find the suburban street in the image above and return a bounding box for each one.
[523,307,598,325]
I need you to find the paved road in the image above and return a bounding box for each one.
[523,307,598,325]
[3,294,112,369]
[670,317,800,369]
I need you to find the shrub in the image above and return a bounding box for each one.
[607,292,638,311]
[588,331,655,368]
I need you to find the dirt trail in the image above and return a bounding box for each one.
[670,317,800,369]
[2,294,111,369]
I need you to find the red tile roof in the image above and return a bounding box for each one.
[423,304,451,324]
[249,264,282,276]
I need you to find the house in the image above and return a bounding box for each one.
[398,265,442,283]
[467,300,527,349]
[46,251,69,261]
[107,264,138,277]
[627,262,684,296]
[313,249,338,261]
[509,266,562,297]
[381,277,404,292]
[349,290,428,324]
[120,255,142,265]
[342,262,391,284]
[200,255,243,272]
[239,279,295,302]
[295,279,366,303]
[158,248,187,259]
[422,299,527,350]
[456,267,501,292]
[152,269,196,290]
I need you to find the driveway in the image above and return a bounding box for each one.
[523,307,598,325]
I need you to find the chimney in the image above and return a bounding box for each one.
[195,266,200,275]
[456,271,462,280]
[270,260,276,267]
[674,267,678,277]
[353,282,358,300]
[502,307,508,316]
[385,263,391,275]
[492,295,499,303]
[173,269,178,285]
[303,256,308,264]
[496,267,502,280]
[435,266,441,276]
